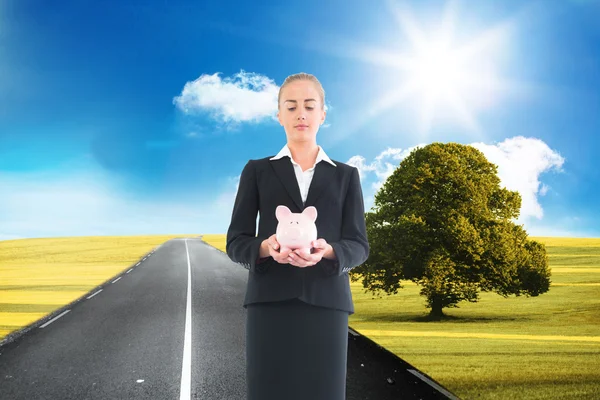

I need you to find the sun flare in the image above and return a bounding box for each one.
[388,1,514,136]
[331,1,521,139]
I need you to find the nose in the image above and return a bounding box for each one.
[297,115,306,120]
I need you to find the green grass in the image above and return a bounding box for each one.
[348,280,600,399]
[1,234,599,399]
[348,238,600,400]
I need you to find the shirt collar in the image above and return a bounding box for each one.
[270,145,336,168]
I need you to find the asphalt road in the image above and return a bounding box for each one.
[0,237,458,400]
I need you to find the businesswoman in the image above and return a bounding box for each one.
[226,72,369,400]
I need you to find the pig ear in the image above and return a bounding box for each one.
[302,206,317,222]
[275,205,292,221]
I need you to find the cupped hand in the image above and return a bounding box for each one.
[264,234,292,264]
[287,238,330,268]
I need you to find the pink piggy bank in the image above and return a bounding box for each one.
[275,205,318,259]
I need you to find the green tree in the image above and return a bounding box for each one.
[352,142,551,319]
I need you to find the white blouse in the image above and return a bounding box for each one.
[270,144,337,204]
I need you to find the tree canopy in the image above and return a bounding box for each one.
[352,142,551,318]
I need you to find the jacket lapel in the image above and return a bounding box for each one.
[271,158,304,211]
[305,161,337,207]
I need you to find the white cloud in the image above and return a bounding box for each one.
[470,136,565,220]
[349,136,565,225]
[347,144,425,192]
[0,165,236,240]
[173,70,332,130]
[346,155,376,181]
[173,70,279,124]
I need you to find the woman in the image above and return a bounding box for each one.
[226,72,369,400]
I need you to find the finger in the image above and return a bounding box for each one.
[288,253,302,266]
[303,250,320,260]
[291,253,313,267]
[280,249,291,257]
[312,239,326,249]
[310,246,326,255]
[271,248,286,262]
[291,251,309,262]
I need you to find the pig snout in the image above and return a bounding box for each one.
[281,225,311,243]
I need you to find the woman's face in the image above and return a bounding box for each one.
[277,80,326,144]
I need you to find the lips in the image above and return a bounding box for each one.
[295,125,308,129]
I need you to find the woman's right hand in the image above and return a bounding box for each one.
[261,234,292,264]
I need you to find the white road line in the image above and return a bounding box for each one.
[40,310,71,328]
[112,277,122,283]
[407,369,459,400]
[136,262,140,266]
[126,268,133,274]
[180,238,192,399]
[87,290,103,299]
[348,327,359,337]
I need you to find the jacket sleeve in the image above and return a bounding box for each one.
[226,160,269,274]
[322,166,370,277]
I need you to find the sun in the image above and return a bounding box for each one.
[331,0,520,139]
[405,32,495,134]
[412,41,466,102]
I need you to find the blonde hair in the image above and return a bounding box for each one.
[278,72,325,110]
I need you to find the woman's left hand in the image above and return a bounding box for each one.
[287,238,331,268]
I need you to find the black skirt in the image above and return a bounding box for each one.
[245,298,349,400]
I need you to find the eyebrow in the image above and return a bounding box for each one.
[284,99,317,103]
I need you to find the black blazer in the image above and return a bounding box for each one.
[226,153,369,315]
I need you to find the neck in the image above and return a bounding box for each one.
[288,142,319,165]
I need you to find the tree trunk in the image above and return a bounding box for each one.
[429,295,445,319]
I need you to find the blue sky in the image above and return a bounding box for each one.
[1,0,599,240]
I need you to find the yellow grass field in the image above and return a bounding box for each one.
[0,235,193,339]
[1,234,599,399]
